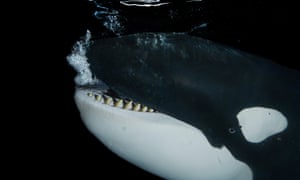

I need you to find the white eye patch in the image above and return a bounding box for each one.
[237,107,288,143]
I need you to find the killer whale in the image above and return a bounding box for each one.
[68,32,300,179]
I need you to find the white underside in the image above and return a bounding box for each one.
[75,89,252,180]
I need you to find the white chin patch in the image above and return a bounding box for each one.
[237,107,288,143]
[75,89,252,180]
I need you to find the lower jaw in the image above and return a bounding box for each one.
[74,88,253,180]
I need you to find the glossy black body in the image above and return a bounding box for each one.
[87,33,300,179]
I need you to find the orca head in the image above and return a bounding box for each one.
[68,32,300,180]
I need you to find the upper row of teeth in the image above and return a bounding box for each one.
[87,92,156,113]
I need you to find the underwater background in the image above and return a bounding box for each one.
[58,0,298,179]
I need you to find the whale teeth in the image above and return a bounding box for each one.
[124,100,133,110]
[86,92,156,113]
[148,108,154,112]
[141,106,148,112]
[133,103,141,111]
[114,99,123,108]
[95,94,102,102]
[104,95,113,106]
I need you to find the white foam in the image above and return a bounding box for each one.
[66,30,99,86]
[120,0,202,7]
[237,107,288,143]
[75,89,253,180]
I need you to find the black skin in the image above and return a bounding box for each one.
[86,33,300,180]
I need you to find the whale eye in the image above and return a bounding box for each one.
[228,128,236,134]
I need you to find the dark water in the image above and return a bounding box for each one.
[60,0,298,179]
[86,0,298,70]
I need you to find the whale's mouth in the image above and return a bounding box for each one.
[77,86,157,113]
